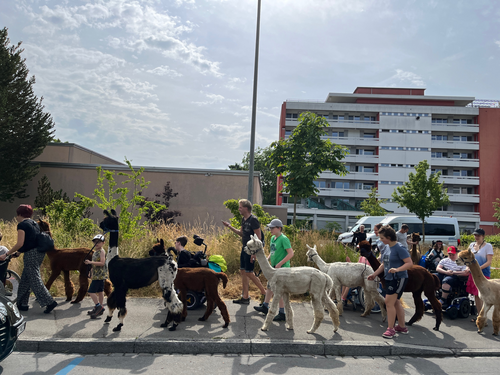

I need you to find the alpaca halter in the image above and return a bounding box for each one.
[459,256,477,266]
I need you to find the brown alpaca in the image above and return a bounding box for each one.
[162,267,230,331]
[410,232,422,265]
[359,240,443,331]
[38,220,112,303]
[457,248,500,335]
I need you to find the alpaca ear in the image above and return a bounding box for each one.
[369,238,372,245]
[110,209,117,217]
[160,239,164,246]
[103,210,110,217]
[314,245,317,251]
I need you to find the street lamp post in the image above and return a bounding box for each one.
[247,0,261,202]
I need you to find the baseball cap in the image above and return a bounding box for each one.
[93,234,105,242]
[447,246,457,254]
[473,228,485,236]
[267,219,283,228]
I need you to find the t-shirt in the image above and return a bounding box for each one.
[396,231,408,249]
[269,234,292,268]
[376,239,388,256]
[352,231,367,246]
[468,242,495,277]
[0,246,8,256]
[438,257,466,272]
[241,214,260,247]
[91,249,108,280]
[382,242,411,280]
[17,219,38,253]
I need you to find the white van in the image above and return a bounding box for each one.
[337,216,387,245]
[366,215,460,246]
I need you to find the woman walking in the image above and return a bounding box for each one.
[0,205,57,313]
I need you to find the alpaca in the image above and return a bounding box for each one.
[410,232,422,265]
[101,210,183,332]
[306,244,386,321]
[38,220,112,303]
[149,239,230,330]
[358,240,443,331]
[245,234,340,334]
[457,248,500,335]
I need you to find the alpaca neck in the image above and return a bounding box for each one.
[467,259,487,288]
[366,252,381,270]
[311,253,329,273]
[254,248,276,279]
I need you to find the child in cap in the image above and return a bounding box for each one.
[254,219,294,322]
[84,234,108,319]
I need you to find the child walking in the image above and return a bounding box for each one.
[84,234,108,319]
[254,219,294,321]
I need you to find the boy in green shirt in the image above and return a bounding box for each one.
[254,219,294,321]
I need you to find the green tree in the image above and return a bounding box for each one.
[357,187,388,218]
[493,198,500,228]
[268,112,348,224]
[223,198,275,228]
[229,146,277,205]
[391,160,450,242]
[34,175,70,215]
[0,28,55,202]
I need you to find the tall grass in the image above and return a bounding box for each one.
[2,218,498,300]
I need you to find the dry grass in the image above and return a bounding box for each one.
[2,218,498,302]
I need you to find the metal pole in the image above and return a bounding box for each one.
[248,0,261,202]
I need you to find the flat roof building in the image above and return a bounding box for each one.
[277,87,500,234]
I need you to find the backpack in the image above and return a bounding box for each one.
[208,254,227,272]
[29,220,55,253]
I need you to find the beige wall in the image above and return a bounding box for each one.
[0,163,262,228]
[33,143,123,165]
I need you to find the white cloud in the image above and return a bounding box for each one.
[145,65,182,77]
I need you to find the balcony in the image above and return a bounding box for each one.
[285,118,380,130]
[447,194,480,204]
[321,136,380,147]
[315,187,373,198]
[440,175,479,185]
[344,154,379,164]
[431,123,479,133]
[431,158,479,168]
[431,140,479,150]
[321,171,379,181]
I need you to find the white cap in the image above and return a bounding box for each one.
[93,234,105,242]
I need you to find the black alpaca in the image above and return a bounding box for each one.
[101,210,183,332]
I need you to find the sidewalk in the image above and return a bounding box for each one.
[15,293,500,357]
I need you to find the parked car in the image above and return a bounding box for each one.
[0,294,26,362]
[337,216,387,245]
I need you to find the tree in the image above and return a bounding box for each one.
[138,181,182,225]
[357,187,388,218]
[268,112,348,224]
[34,175,70,215]
[493,198,500,228]
[0,28,55,202]
[391,160,450,242]
[229,146,277,205]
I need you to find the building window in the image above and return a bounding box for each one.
[363,133,376,138]
[285,130,292,136]
[331,131,345,137]
[364,166,374,173]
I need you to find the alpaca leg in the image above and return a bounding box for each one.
[282,293,293,331]
[45,270,61,291]
[104,291,117,324]
[476,304,493,333]
[199,298,215,322]
[360,289,374,317]
[161,310,173,328]
[323,294,340,333]
[61,271,75,302]
[333,284,344,315]
[262,295,280,331]
[72,271,87,303]
[492,307,500,336]
[308,295,324,334]
[373,291,387,322]
[158,265,183,315]
[421,286,443,331]
[113,307,127,332]
[407,291,424,326]
[214,296,230,328]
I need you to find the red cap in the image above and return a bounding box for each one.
[447,246,457,254]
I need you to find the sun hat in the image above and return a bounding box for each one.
[93,234,105,242]
[267,219,283,228]
[447,246,457,254]
[473,228,485,236]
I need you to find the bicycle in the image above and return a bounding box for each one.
[0,254,21,303]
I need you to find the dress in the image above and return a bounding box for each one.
[466,241,494,295]
[16,219,56,308]
[269,234,292,268]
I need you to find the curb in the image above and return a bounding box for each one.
[18,338,500,357]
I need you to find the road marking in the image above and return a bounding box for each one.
[56,357,84,375]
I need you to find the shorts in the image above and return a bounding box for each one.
[442,275,463,290]
[88,280,105,293]
[240,248,255,273]
[384,278,407,299]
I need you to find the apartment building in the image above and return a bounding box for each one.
[277,87,500,235]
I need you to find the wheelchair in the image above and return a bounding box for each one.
[424,274,474,320]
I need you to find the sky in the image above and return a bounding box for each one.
[2,0,500,169]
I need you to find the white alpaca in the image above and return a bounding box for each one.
[306,244,386,321]
[244,234,340,334]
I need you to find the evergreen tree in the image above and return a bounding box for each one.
[0,28,55,202]
[34,175,70,215]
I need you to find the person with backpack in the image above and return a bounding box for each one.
[254,219,294,321]
[222,199,266,304]
[0,205,57,314]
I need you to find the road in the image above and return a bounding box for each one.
[1,352,498,374]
